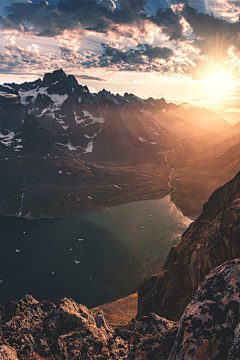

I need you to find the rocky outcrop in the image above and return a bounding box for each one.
[169,259,240,360]
[0,345,19,360]
[2,259,240,359]
[0,293,178,359]
[0,294,128,360]
[119,314,179,360]
[0,292,179,359]
[138,171,240,321]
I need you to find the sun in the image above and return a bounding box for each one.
[203,71,236,99]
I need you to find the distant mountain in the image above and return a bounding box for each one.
[0,70,174,162]
[166,102,231,132]
[168,121,240,215]
[0,69,235,217]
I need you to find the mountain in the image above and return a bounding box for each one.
[0,70,173,161]
[0,69,235,218]
[166,102,231,132]
[0,70,176,217]
[138,171,240,321]
[168,121,240,215]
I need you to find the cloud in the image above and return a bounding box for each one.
[0,0,184,41]
[99,42,173,66]
[77,75,106,81]
[150,7,183,40]
[4,34,16,44]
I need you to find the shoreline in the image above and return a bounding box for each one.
[0,187,198,221]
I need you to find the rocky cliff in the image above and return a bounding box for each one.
[2,259,240,359]
[138,171,240,321]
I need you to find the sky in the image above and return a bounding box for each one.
[1,0,240,122]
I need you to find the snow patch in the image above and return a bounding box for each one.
[37,105,51,117]
[14,145,23,151]
[82,110,105,124]
[0,131,15,146]
[19,87,48,105]
[73,110,84,124]
[84,141,93,153]
[138,137,157,145]
[55,141,79,151]
[67,142,77,151]
[83,129,101,139]
[19,87,68,109]
[2,84,14,90]
[50,93,68,108]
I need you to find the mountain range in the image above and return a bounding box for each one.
[0,69,238,217]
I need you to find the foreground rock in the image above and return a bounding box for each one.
[0,345,19,360]
[138,171,240,321]
[169,259,240,359]
[0,295,129,359]
[0,294,177,359]
[2,259,240,359]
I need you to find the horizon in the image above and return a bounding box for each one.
[1,0,240,123]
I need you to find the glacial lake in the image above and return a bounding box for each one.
[0,195,193,308]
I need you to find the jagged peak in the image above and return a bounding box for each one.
[42,69,67,86]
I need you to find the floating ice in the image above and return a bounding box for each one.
[114,185,121,189]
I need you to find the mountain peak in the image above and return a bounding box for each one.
[42,69,67,86]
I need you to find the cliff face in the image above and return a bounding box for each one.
[138,171,240,321]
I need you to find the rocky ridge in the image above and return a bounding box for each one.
[2,259,240,359]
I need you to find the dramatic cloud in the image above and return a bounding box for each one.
[0,0,150,37]
[1,0,240,96]
[101,43,173,64]
[150,7,183,40]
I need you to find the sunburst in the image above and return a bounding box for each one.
[203,70,236,98]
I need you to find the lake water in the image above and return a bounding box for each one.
[0,195,192,308]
